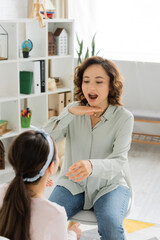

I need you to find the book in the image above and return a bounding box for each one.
[20,61,41,94]
[40,60,45,92]
[20,71,33,94]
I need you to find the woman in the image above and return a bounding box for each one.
[0,129,81,240]
[44,56,134,240]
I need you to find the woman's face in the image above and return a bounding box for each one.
[82,64,110,109]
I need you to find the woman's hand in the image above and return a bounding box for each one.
[68,106,103,116]
[66,160,92,182]
[68,222,81,240]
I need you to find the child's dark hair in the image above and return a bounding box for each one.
[0,130,56,240]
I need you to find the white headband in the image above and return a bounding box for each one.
[23,126,54,182]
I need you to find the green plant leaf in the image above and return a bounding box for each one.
[91,33,96,56]
[76,33,81,46]
[84,48,89,60]
[79,40,83,55]
[76,32,100,64]
[96,50,100,56]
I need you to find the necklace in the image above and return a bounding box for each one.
[94,112,101,118]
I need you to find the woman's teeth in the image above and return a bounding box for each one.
[89,94,98,99]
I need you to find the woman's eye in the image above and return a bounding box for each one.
[83,80,89,83]
[96,81,103,84]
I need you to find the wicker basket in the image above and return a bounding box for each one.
[0,140,5,169]
[0,120,8,134]
[48,32,56,56]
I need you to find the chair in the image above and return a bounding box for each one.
[70,162,134,226]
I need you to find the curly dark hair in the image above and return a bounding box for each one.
[74,56,123,106]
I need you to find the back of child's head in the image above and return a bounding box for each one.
[9,130,50,181]
[0,130,56,240]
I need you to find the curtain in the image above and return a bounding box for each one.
[68,0,160,61]
[51,0,68,18]
[28,0,68,18]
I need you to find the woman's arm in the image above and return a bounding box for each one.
[43,103,103,142]
[43,102,78,142]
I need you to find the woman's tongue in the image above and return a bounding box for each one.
[88,94,98,100]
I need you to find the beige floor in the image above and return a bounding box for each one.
[127,142,160,224]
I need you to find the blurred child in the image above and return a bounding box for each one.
[0,129,81,240]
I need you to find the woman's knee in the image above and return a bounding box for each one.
[49,185,85,219]
[97,215,124,240]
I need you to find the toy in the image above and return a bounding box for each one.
[29,0,48,28]
[48,77,57,91]
[54,28,68,55]
[21,39,33,58]
[41,0,55,19]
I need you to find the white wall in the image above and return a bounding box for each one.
[112,60,160,135]
[0,0,28,19]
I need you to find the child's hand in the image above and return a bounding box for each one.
[68,222,81,240]
[46,178,53,187]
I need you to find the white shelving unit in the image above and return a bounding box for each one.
[0,18,74,178]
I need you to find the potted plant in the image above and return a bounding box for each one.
[22,47,30,58]
[76,33,100,65]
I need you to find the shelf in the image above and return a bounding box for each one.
[0,18,74,176]
[0,59,18,64]
[0,130,20,140]
[0,123,45,140]
[18,56,47,62]
[20,92,47,99]
[48,55,73,60]
[132,132,160,145]
[48,87,72,95]
[0,96,18,103]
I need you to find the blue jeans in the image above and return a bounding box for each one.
[49,185,130,240]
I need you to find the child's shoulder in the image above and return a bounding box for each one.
[32,197,66,217]
[0,183,9,195]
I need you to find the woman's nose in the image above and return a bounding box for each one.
[88,82,96,90]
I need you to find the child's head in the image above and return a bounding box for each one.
[0,129,58,240]
[74,56,123,106]
[8,130,58,183]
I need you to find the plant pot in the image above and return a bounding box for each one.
[23,51,29,58]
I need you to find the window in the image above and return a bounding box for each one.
[68,0,160,61]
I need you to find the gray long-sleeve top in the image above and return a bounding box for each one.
[44,102,134,209]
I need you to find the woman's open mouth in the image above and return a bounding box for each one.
[88,93,98,101]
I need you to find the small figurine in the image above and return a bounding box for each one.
[29,0,48,28]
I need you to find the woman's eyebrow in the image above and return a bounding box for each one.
[95,76,105,79]
[83,76,89,78]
